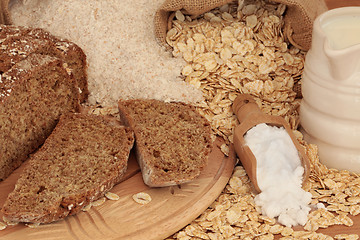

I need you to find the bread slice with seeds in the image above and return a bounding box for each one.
[118,99,212,187]
[1,113,134,224]
[0,53,81,181]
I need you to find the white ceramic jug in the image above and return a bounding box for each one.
[300,7,360,172]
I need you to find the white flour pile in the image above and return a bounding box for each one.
[9,0,203,106]
[244,123,312,227]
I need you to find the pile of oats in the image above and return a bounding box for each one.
[164,0,360,239]
[166,0,303,146]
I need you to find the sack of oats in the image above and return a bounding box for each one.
[154,0,328,51]
[0,0,11,24]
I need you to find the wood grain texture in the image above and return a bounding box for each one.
[0,138,236,240]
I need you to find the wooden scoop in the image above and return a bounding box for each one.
[232,94,310,193]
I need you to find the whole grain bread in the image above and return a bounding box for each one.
[118,99,212,187]
[0,24,88,181]
[0,53,81,181]
[0,24,88,102]
[1,113,134,224]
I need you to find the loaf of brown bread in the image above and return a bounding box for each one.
[0,24,88,181]
[0,53,81,181]
[2,113,134,224]
[118,99,212,187]
[0,24,88,102]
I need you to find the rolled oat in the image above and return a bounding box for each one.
[25,222,40,228]
[0,222,6,230]
[91,197,106,207]
[132,192,152,205]
[105,192,120,201]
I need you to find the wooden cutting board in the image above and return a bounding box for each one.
[0,138,236,240]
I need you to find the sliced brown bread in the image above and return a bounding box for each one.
[0,53,81,181]
[0,24,88,102]
[1,113,134,224]
[118,99,212,187]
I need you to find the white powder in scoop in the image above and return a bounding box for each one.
[244,123,312,227]
[10,0,203,106]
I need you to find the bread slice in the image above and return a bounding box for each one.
[0,53,80,181]
[0,24,88,102]
[1,113,134,224]
[118,99,212,187]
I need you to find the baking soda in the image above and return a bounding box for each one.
[244,123,312,227]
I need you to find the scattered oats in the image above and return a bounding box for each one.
[280,226,293,237]
[317,203,326,209]
[220,143,230,156]
[133,192,152,205]
[335,234,359,240]
[269,224,283,234]
[0,222,6,230]
[350,205,360,216]
[82,203,92,212]
[242,4,257,15]
[4,220,19,226]
[210,16,222,23]
[291,230,314,239]
[219,225,236,238]
[303,219,319,232]
[182,64,194,76]
[92,197,106,207]
[283,53,294,65]
[26,222,40,228]
[222,12,234,21]
[105,192,120,201]
[204,59,218,72]
[220,47,233,61]
[175,10,185,22]
[259,215,277,225]
[337,213,353,227]
[246,15,257,28]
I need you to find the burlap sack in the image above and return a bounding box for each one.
[154,0,328,51]
[0,0,11,25]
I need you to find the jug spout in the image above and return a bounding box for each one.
[318,7,360,82]
[325,45,360,82]
[312,7,360,81]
